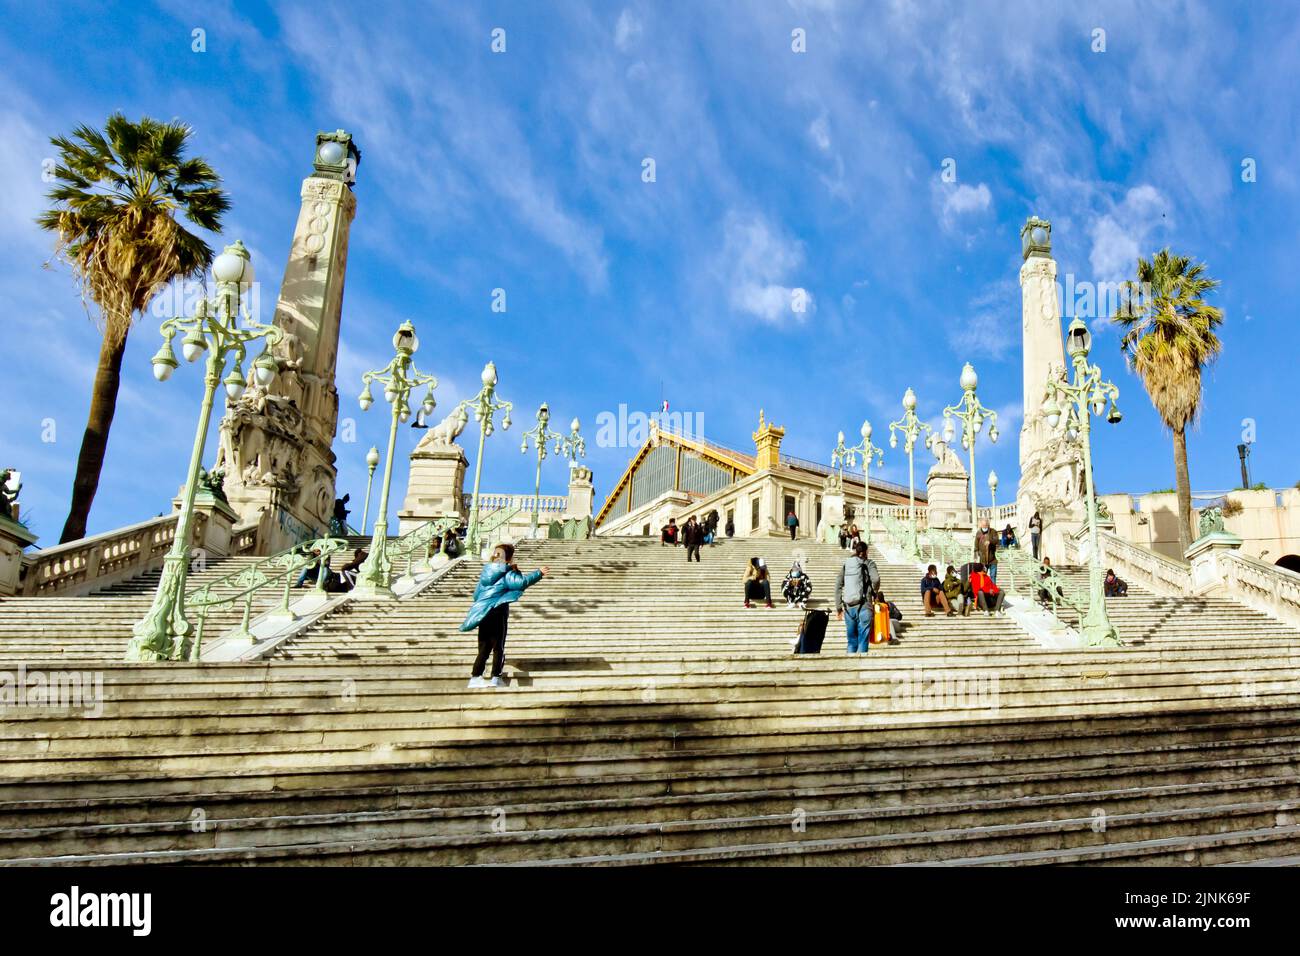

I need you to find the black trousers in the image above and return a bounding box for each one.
[472,603,510,678]
[789,527,797,540]
[686,543,701,562]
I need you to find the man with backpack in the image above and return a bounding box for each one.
[834,540,881,653]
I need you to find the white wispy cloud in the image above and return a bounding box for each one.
[718,211,815,325]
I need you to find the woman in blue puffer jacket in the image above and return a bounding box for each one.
[460,543,548,688]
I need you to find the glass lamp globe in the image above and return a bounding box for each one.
[213,242,254,285]
[943,419,955,443]
[520,440,528,454]
[903,387,917,411]
[989,425,999,443]
[224,368,246,401]
[481,362,498,387]
[181,327,207,363]
[366,446,380,468]
[253,352,277,387]
[151,343,179,382]
[359,386,373,411]
[837,430,845,444]
[988,470,999,491]
[861,420,872,440]
[384,385,398,404]
[960,363,978,391]
[393,322,418,354]
[570,417,580,434]
[501,413,512,430]
[890,433,898,449]
[319,140,346,166]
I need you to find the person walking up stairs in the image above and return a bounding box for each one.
[460,543,549,688]
[834,540,881,653]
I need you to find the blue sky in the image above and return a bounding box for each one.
[1,0,1297,543]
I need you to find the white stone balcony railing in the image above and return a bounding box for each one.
[865,505,929,530]
[16,513,201,597]
[1220,551,1300,630]
[463,493,568,516]
[977,504,1019,525]
[1064,529,1192,597]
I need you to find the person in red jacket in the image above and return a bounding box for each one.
[970,566,1005,616]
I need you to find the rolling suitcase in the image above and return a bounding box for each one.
[795,609,828,654]
[870,601,891,645]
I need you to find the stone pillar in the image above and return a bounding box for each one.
[398,442,468,534]
[0,515,37,597]
[925,439,971,532]
[1186,528,1245,596]
[215,130,362,555]
[171,487,239,559]
[564,465,595,520]
[1015,215,1086,548]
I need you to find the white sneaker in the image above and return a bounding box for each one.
[467,676,489,689]
[489,675,505,688]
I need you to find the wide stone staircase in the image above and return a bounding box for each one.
[3,536,1300,865]
[0,554,280,664]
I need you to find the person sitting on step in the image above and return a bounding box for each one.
[877,590,904,644]
[970,565,1005,616]
[921,564,954,617]
[1037,557,1065,606]
[325,548,368,593]
[660,518,679,546]
[1104,568,1129,597]
[743,557,773,608]
[942,564,963,614]
[782,560,813,609]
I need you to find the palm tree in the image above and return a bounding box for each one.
[1111,248,1224,553]
[39,114,229,543]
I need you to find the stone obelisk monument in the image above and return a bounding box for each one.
[214,130,361,554]
[1015,216,1085,561]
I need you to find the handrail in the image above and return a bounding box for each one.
[389,516,463,583]
[476,505,522,554]
[998,545,1087,618]
[187,536,349,661]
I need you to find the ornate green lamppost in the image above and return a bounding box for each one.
[459,362,513,553]
[831,420,884,540]
[942,363,999,528]
[360,445,380,534]
[888,387,933,558]
[353,321,437,599]
[127,241,281,662]
[519,405,585,537]
[1042,316,1123,647]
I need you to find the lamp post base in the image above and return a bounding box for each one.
[350,582,397,601]
[1081,605,1122,647]
[126,553,194,662]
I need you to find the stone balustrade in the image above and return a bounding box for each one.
[1219,551,1300,630]
[18,514,189,597]
[1065,529,1192,597]
[464,493,568,516]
